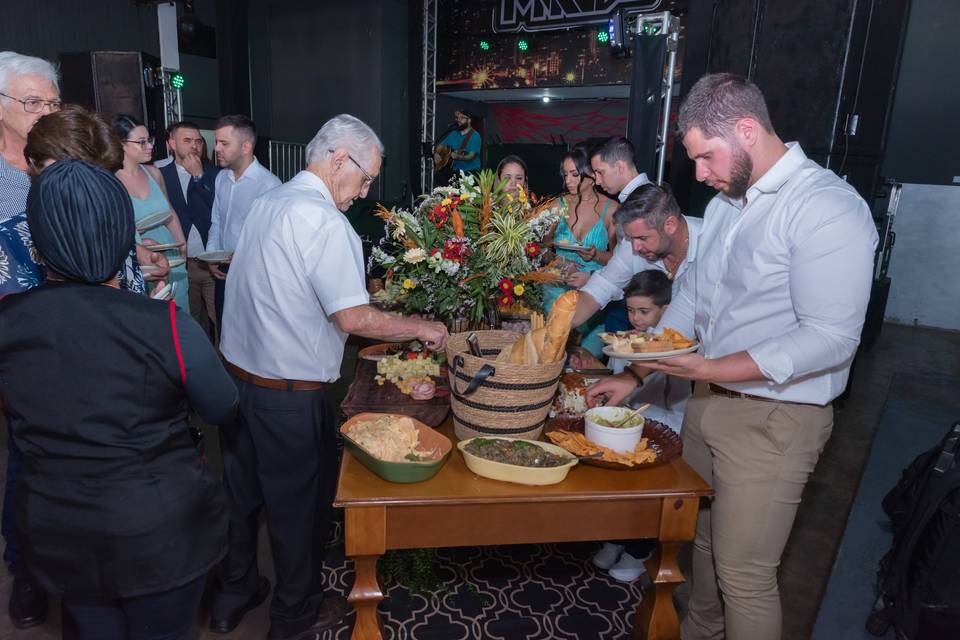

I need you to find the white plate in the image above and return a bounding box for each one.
[196,250,234,263]
[135,210,172,232]
[144,241,184,252]
[150,283,172,300]
[602,343,700,361]
[167,257,186,269]
[553,240,587,252]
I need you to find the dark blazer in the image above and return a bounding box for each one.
[159,161,219,247]
[0,282,238,599]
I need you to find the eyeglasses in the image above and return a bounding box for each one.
[327,148,377,186]
[347,154,375,186]
[125,137,155,149]
[0,92,62,114]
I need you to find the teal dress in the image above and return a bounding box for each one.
[129,167,189,309]
[545,197,613,355]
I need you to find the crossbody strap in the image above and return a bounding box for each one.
[168,300,186,385]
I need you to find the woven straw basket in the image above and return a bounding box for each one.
[445,330,565,441]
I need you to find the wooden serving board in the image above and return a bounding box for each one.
[341,359,451,427]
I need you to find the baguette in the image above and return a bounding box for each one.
[541,291,579,363]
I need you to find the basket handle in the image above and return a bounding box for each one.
[451,355,496,396]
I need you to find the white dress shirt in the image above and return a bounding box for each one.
[172,162,206,257]
[659,143,878,405]
[206,158,281,252]
[618,172,650,203]
[220,170,368,381]
[581,215,703,308]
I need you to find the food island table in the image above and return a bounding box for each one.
[334,418,712,639]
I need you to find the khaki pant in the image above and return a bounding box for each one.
[680,384,833,640]
[187,258,217,343]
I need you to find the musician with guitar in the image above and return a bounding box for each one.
[433,110,481,180]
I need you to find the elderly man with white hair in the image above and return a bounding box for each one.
[210,114,448,639]
[0,49,60,630]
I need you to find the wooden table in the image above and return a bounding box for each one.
[334,419,712,639]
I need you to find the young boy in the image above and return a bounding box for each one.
[594,270,691,582]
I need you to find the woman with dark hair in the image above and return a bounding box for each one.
[543,142,618,354]
[0,160,236,639]
[113,114,190,309]
[0,105,173,299]
[495,154,528,198]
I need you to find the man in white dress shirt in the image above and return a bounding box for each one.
[570,182,702,327]
[212,114,447,640]
[206,114,281,334]
[589,136,650,204]
[588,73,878,640]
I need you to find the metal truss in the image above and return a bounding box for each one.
[420,0,438,194]
[160,67,183,132]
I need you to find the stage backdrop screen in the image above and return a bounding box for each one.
[436,1,687,91]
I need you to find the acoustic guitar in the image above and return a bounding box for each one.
[432,144,453,173]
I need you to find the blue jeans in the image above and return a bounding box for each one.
[2,435,24,576]
[64,574,206,640]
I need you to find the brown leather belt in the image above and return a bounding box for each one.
[707,383,828,407]
[225,362,325,392]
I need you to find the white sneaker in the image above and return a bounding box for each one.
[608,552,648,583]
[592,542,624,570]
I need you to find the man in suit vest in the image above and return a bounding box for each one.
[158,121,220,339]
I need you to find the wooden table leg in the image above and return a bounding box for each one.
[344,506,386,640]
[634,497,700,640]
[349,554,384,639]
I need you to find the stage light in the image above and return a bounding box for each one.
[596,30,610,44]
[541,96,550,103]
[170,72,185,90]
[479,40,490,51]
[517,38,529,52]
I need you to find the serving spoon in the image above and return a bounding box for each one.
[611,403,650,428]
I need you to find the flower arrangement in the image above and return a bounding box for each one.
[369,170,562,325]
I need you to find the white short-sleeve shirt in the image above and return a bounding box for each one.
[220,170,369,381]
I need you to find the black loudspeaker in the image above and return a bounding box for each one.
[59,51,149,121]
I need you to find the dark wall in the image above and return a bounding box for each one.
[264,0,409,202]
[883,0,959,185]
[682,0,910,211]
[0,1,160,62]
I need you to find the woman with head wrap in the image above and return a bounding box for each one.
[113,114,190,309]
[0,104,171,299]
[0,160,237,639]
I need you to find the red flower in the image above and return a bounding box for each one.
[525,242,540,258]
[498,293,513,307]
[429,248,440,257]
[442,238,467,262]
[498,278,513,293]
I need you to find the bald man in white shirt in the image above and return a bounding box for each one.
[211,114,446,640]
[588,73,878,640]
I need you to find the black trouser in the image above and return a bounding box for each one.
[216,374,338,639]
[64,574,205,640]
